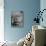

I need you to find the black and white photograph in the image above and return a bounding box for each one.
[11,11,24,27]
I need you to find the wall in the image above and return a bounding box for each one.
[4,0,40,42]
[40,0,46,27]
[0,0,4,42]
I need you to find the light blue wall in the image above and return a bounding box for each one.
[40,0,46,27]
[4,0,40,42]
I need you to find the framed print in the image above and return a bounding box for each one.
[11,11,24,27]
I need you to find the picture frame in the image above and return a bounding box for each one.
[11,11,24,27]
